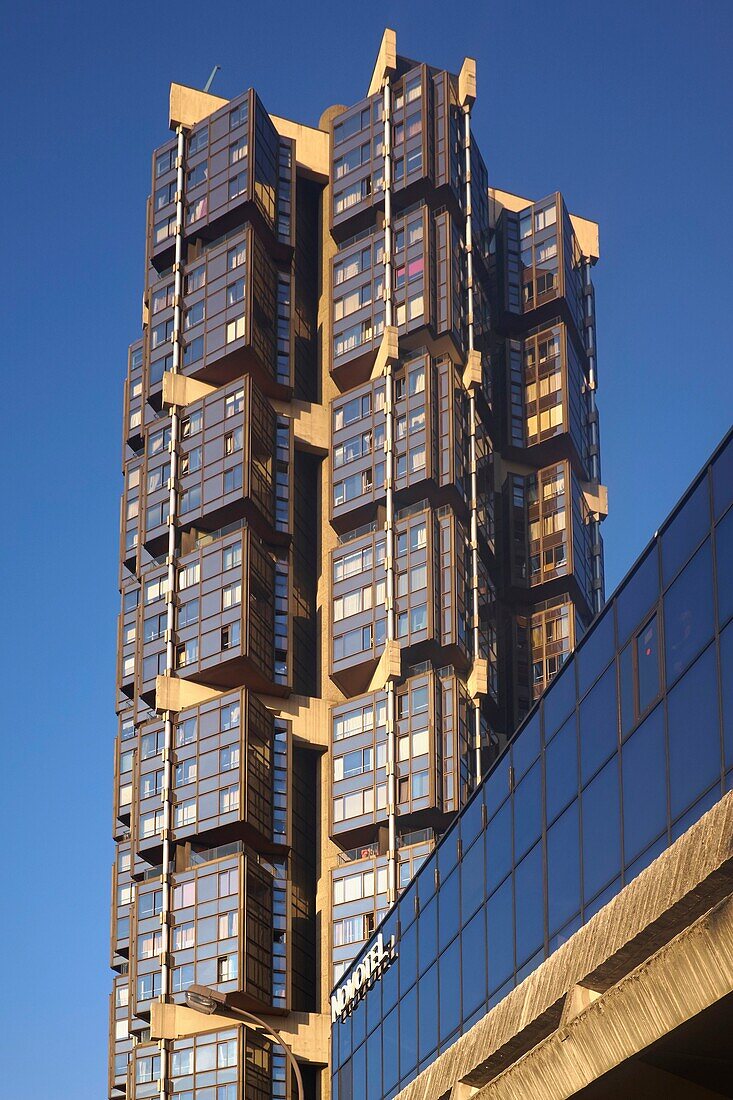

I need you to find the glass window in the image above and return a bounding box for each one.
[667,644,720,819]
[622,704,667,863]
[625,625,655,730]
[542,662,576,738]
[664,538,714,686]
[662,477,710,585]
[514,842,543,965]
[461,907,486,1018]
[616,546,659,643]
[712,434,733,520]
[486,799,512,895]
[577,605,615,698]
[579,663,617,784]
[547,802,580,934]
[582,756,621,901]
[417,962,438,1061]
[399,983,418,1078]
[545,714,578,823]
[513,760,542,859]
[486,876,513,991]
[722,622,733,770]
[716,506,733,628]
[511,714,540,780]
[438,937,461,1044]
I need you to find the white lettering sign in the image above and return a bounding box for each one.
[330,933,397,1022]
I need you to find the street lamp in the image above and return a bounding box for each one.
[185,984,304,1100]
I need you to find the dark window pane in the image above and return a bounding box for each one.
[486,878,514,991]
[459,791,484,850]
[399,985,417,1078]
[461,908,487,1018]
[351,1043,364,1098]
[417,963,438,1061]
[582,757,621,900]
[545,714,578,823]
[366,1025,382,1100]
[398,921,417,995]
[712,433,733,520]
[438,868,460,952]
[662,477,710,585]
[622,704,667,862]
[437,828,459,882]
[716,507,733,627]
[636,614,661,713]
[667,644,720,819]
[513,760,542,858]
[619,642,635,736]
[512,713,540,779]
[664,539,714,686]
[515,842,543,965]
[486,799,512,894]
[382,1006,398,1094]
[417,896,437,974]
[547,802,580,934]
[439,938,461,1044]
[351,993,366,1048]
[483,754,511,816]
[460,835,486,922]
[722,624,733,770]
[543,662,576,738]
[577,605,615,698]
[616,545,659,643]
[579,663,618,783]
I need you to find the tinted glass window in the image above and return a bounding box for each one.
[486,799,512,894]
[543,662,576,738]
[712,434,733,520]
[722,623,733,770]
[667,644,720,819]
[514,842,543,965]
[438,868,460,952]
[417,963,438,1060]
[513,760,542,859]
[636,613,661,713]
[417,896,437,974]
[545,714,578,823]
[664,539,714,686]
[622,704,667,862]
[579,663,617,784]
[399,985,417,1079]
[382,1006,398,1093]
[366,1026,382,1100]
[439,938,461,1043]
[512,713,540,779]
[616,546,659,643]
[547,802,580,934]
[582,757,621,901]
[460,834,486,922]
[716,506,733,628]
[577,605,615,698]
[486,877,513,991]
[461,908,487,1018]
[619,642,635,736]
[661,477,710,585]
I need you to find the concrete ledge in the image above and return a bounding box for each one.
[162,371,216,408]
[155,675,224,714]
[151,1003,329,1065]
[169,83,228,130]
[368,640,401,692]
[270,398,330,455]
[395,791,733,1100]
[474,891,733,1099]
[370,326,399,380]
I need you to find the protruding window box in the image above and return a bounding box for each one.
[330,352,469,531]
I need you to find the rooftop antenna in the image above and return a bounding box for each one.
[203,65,221,94]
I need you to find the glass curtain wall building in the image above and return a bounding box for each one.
[109,30,607,1100]
[330,427,733,1100]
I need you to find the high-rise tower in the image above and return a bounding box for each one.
[109,30,606,1100]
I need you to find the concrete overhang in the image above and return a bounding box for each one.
[395,791,733,1100]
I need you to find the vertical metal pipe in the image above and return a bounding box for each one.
[582,257,603,614]
[463,104,483,786]
[382,78,398,903]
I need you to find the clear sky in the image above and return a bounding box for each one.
[1,1,731,1094]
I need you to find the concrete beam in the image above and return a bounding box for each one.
[155,675,224,714]
[394,791,733,1100]
[367,28,397,97]
[472,891,733,1099]
[368,640,401,692]
[162,371,216,408]
[271,115,330,180]
[270,398,330,455]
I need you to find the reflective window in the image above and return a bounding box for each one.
[514,842,543,965]
[622,705,667,862]
[513,761,542,859]
[486,799,511,894]
[545,714,577,823]
[547,802,580,934]
[616,546,659,643]
[486,877,513,991]
[722,624,733,770]
[636,613,661,713]
[664,539,714,685]
[579,663,617,783]
[542,662,576,738]
[582,757,621,901]
[712,435,733,519]
[461,907,486,1018]
[577,605,614,698]
[662,477,710,585]
[417,962,438,1060]
[716,506,733,627]
[667,644,720,819]
[439,938,461,1043]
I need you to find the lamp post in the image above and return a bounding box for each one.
[185,985,304,1100]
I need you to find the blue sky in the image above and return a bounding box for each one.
[2,1,731,1094]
